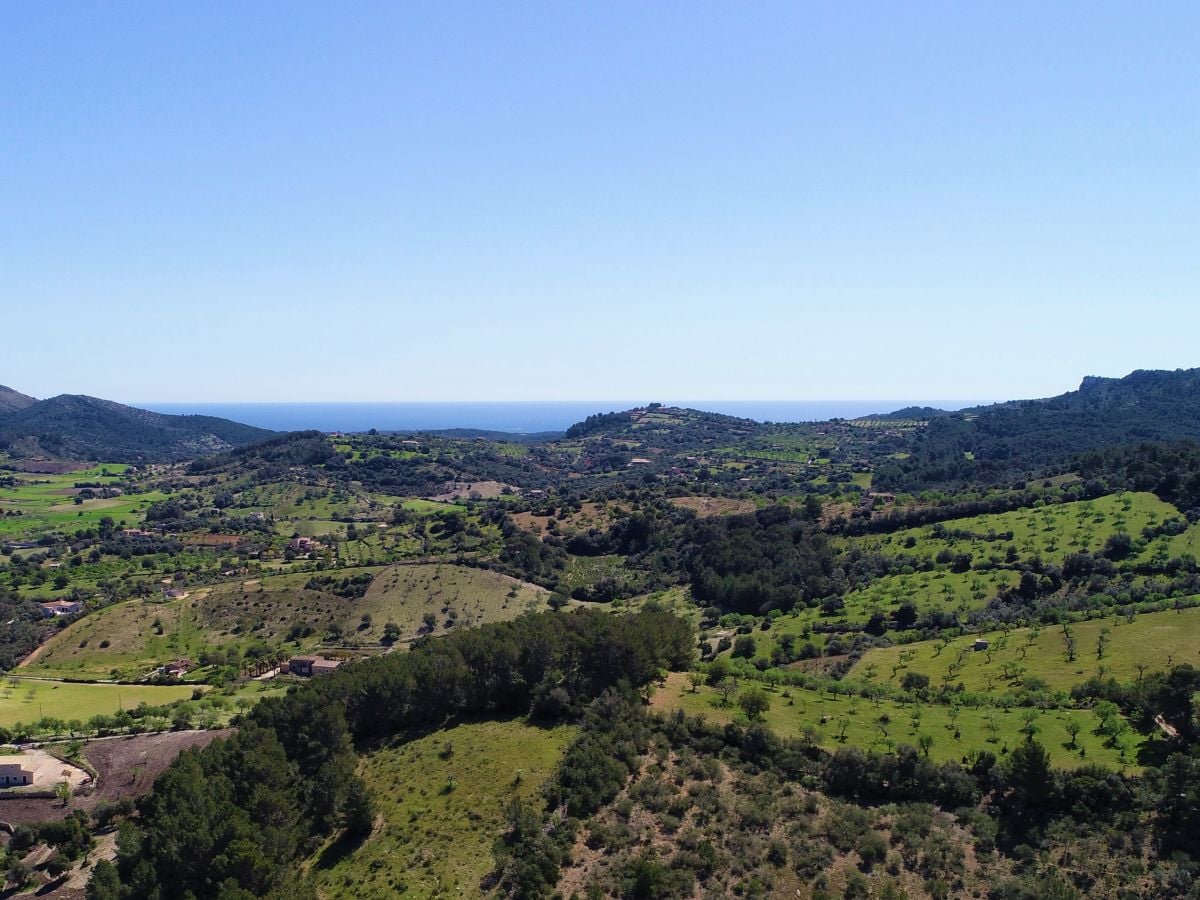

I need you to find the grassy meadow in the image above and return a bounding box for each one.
[348,563,550,642]
[0,677,199,728]
[858,492,1178,566]
[652,673,1145,770]
[311,718,576,899]
[848,604,1200,694]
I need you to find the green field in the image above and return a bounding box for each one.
[311,718,576,899]
[653,674,1144,770]
[0,677,199,728]
[848,604,1200,694]
[732,568,1021,662]
[858,492,1178,566]
[0,465,164,539]
[349,563,551,643]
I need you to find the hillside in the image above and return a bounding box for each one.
[0,384,37,414]
[0,394,273,462]
[875,367,1200,490]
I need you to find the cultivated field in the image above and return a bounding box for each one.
[858,492,1178,565]
[0,678,199,729]
[651,673,1144,770]
[348,563,551,642]
[848,604,1200,693]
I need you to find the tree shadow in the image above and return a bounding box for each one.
[313,828,371,871]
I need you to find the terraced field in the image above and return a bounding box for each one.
[652,673,1145,770]
[848,604,1200,694]
[859,492,1178,566]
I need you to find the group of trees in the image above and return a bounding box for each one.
[96,607,694,898]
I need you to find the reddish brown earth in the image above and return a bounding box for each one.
[0,729,232,827]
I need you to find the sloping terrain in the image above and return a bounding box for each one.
[0,394,272,462]
[0,384,37,414]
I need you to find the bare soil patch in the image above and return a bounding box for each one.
[668,496,758,518]
[0,730,231,827]
[427,480,512,501]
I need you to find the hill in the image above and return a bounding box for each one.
[0,384,37,414]
[0,394,273,462]
[875,367,1200,490]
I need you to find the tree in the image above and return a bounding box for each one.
[87,859,122,900]
[705,656,731,686]
[737,686,770,721]
[900,671,930,695]
[1003,739,1055,815]
[716,678,738,706]
[1065,719,1081,748]
[731,635,756,659]
[918,733,934,757]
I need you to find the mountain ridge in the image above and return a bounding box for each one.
[0,391,274,463]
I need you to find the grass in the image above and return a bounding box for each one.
[652,673,1145,770]
[848,604,1200,694]
[311,717,576,899]
[349,563,550,642]
[0,677,199,728]
[0,467,166,538]
[857,492,1177,566]
[23,568,401,678]
[736,568,1022,661]
[26,596,212,680]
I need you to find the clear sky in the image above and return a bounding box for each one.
[2,2,1197,404]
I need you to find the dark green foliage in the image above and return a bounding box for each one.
[875,369,1200,492]
[0,394,271,462]
[684,507,842,614]
[87,859,122,900]
[565,411,631,439]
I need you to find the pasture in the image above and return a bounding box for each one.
[311,718,576,899]
[848,604,1200,693]
[348,563,551,642]
[857,492,1178,566]
[0,465,164,539]
[0,678,198,729]
[652,673,1144,770]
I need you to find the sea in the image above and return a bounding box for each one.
[139,400,982,435]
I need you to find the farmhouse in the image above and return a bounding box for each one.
[39,599,83,617]
[288,536,317,554]
[0,761,34,787]
[973,639,990,651]
[160,658,195,678]
[288,655,343,677]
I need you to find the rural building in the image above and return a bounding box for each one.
[289,656,344,677]
[288,536,317,554]
[629,458,653,465]
[161,659,195,678]
[39,599,83,617]
[973,639,990,651]
[0,761,34,787]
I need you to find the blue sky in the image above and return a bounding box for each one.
[2,2,1197,403]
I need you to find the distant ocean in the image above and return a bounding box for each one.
[140,401,981,434]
